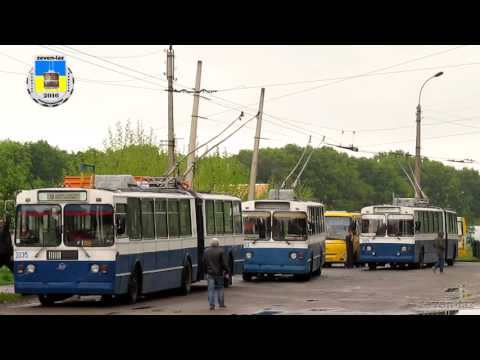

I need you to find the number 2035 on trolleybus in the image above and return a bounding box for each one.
[241,199,326,281]
[12,175,244,306]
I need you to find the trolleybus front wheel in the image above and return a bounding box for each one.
[368,263,377,270]
[242,273,253,281]
[125,269,141,305]
[180,262,192,295]
[38,294,70,306]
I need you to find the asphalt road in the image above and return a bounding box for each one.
[2,262,480,315]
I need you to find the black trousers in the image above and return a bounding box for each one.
[345,241,354,268]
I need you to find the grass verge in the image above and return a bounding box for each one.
[0,266,13,286]
[0,293,21,303]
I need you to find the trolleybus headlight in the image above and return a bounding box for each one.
[401,246,407,252]
[17,264,25,274]
[290,252,297,260]
[366,246,372,252]
[26,264,36,273]
[245,252,253,259]
[90,264,100,273]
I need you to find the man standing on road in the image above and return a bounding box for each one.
[433,231,446,274]
[202,238,230,310]
[0,217,13,272]
[345,225,354,269]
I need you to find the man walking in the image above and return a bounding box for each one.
[433,231,446,274]
[202,238,230,310]
[0,217,13,272]
[345,225,354,269]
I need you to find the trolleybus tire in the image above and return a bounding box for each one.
[242,273,253,281]
[447,257,455,266]
[180,262,192,295]
[38,294,70,306]
[100,295,114,304]
[368,263,377,270]
[126,269,141,305]
[323,263,331,268]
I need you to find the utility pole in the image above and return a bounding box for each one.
[248,88,265,201]
[167,45,176,171]
[414,104,422,199]
[185,60,203,188]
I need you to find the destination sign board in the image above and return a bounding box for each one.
[38,191,87,202]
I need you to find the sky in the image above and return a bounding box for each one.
[1,45,480,171]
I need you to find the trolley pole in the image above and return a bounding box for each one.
[167,45,176,172]
[186,60,203,188]
[248,88,265,201]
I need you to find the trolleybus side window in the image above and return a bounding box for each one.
[115,203,127,238]
[215,200,224,234]
[141,199,155,240]
[179,199,192,236]
[15,204,61,247]
[224,201,233,234]
[206,200,215,235]
[233,201,242,234]
[168,199,180,237]
[127,198,142,240]
[154,199,168,238]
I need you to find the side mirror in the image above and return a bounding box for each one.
[415,222,421,231]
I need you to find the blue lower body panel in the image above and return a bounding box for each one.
[242,247,313,275]
[359,243,415,264]
[14,261,116,295]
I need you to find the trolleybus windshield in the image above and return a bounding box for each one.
[243,211,271,241]
[64,204,114,247]
[361,215,386,236]
[387,215,414,237]
[272,211,307,241]
[326,216,351,239]
[15,204,61,247]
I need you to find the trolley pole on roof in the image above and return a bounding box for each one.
[166,45,176,171]
[248,88,265,201]
[185,60,203,188]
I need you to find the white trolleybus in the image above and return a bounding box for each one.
[13,175,244,305]
[241,190,326,281]
[358,198,458,270]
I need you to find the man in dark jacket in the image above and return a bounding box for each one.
[202,238,230,310]
[0,217,13,272]
[345,225,354,268]
[433,231,445,274]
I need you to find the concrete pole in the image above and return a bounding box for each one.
[185,61,203,188]
[415,103,421,199]
[167,45,176,171]
[248,88,265,201]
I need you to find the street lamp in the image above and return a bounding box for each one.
[414,71,444,199]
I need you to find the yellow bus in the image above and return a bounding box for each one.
[457,217,468,257]
[324,211,361,267]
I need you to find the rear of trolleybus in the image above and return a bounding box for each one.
[242,201,323,281]
[199,193,244,287]
[359,206,415,270]
[13,189,116,306]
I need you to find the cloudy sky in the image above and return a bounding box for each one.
[1,45,479,170]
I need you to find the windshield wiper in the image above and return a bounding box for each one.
[78,241,91,258]
[34,237,46,258]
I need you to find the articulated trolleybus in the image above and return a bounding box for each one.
[13,175,244,305]
[241,190,326,280]
[359,198,458,270]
